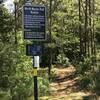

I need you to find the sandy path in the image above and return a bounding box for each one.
[49,66,96,100]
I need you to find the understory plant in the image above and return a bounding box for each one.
[76,57,100,94]
[38,77,49,97]
[57,53,71,67]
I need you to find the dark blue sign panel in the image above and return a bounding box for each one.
[26,44,42,56]
[23,5,46,40]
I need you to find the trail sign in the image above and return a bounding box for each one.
[26,44,42,56]
[23,5,46,40]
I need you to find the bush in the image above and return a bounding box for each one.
[75,57,92,89]
[38,77,49,97]
[75,57,92,74]
[0,89,11,100]
[89,69,100,95]
[57,53,70,67]
[76,57,100,94]
[79,74,91,89]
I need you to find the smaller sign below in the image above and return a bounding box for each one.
[26,44,42,56]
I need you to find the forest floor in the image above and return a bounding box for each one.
[40,66,99,100]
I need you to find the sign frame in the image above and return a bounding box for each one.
[22,4,46,41]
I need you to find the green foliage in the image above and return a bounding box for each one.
[76,57,92,74]
[93,72,100,95]
[79,67,100,94]
[38,68,50,97]
[75,57,93,89]
[76,57,100,94]
[50,69,58,82]
[0,7,16,92]
[38,77,49,97]
[57,53,70,67]
[79,75,91,89]
[0,0,100,98]
[0,89,11,100]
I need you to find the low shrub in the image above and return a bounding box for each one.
[0,89,11,100]
[75,57,92,75]
[38,77,49,97]
[57,53,71,67]
[76,57,100,95]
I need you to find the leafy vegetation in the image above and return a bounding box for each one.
[0,0,100,99]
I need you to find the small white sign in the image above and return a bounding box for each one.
[34,56,39,67]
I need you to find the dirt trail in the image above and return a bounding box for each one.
[48,66,97,100]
